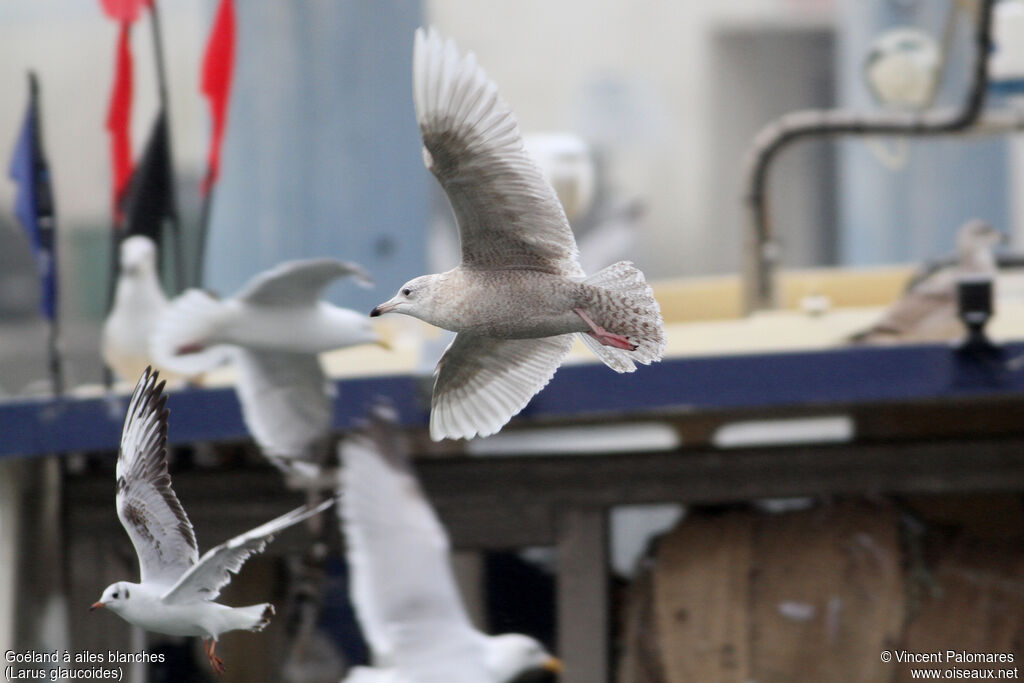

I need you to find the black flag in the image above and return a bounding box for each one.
[120,108,175,246]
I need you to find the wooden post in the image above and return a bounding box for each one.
[557,507,609,683]
[451,550,486,630]
[0,459,21,651]
[13,457,68,668]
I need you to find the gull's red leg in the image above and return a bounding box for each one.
[574,308,637,351]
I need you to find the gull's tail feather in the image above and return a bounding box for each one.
[239,603,274,632]
[150,289,233,376]
[579,261,666,373]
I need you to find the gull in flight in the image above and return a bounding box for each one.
[90,367,333,674]
[338,405,563,682]
[151,258,385,476]
[849,219,1005,344]
[371,27,666,441]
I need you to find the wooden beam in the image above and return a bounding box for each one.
[65,435,1024,552]
[557,507,609,683]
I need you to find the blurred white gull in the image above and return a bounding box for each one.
[337,405,563,682]
[371,27,666,442]
[90,367,333,675]
[102,236,188,382]
[849,219,1005,344]
[152,258,384,476]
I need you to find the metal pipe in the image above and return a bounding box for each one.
[740,0,995,312]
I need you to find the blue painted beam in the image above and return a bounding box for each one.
[2,342,1023,459]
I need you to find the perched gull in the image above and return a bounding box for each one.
[151,258,384,476]
[371,27,666,441]
[849,219,1005,344]
[90,367,333,674]
[102,236,181,382]
[338,405,563,682]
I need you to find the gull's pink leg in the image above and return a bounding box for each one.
[574,308,637,351]
[176,341,206,355]
[204,639,225,676]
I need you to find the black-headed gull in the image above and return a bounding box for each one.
[151,258,386,476]
[337,405,563,682]
[90,367,333,674]
[850,220,1005,344]
[370,27,665,442]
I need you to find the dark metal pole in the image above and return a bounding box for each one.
[195,186,214,288]
[147,0,186,294]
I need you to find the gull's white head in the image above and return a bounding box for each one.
[119,236,158,278]
[369,274,443,321]
[956,220,1005,270]
[90,581,139,615]
[485,633,563,681]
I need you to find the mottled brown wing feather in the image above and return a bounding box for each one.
[414,27,584,279]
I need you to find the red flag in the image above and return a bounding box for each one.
[99,0,150,22]
[106,21,134,221]
[200,0,236,196]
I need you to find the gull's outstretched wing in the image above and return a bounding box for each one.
[430,333,574,441]
[116,368,199,586]
[414,27,584,278]
[235,258,373,306]
[339,406,489,678]
[161,499,333,604]
[233,348,332,474]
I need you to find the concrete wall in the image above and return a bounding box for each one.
[425,0,838,278]
[205,0,429,312]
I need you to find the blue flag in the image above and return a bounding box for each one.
[9,73,57,321]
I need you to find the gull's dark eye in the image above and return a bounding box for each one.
[402,288,411,296]
[112,592,119,599]
[125,588,130,599]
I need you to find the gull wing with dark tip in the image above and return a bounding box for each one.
[161,499,333,604]
[414,27,584,279]
[235,258,373,307]
[116,367,199,587]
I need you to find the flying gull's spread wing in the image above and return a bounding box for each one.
[161,499,333,604]
[236,258,373,307]
[414,27,583,278]
[339,407,488,678]
[431,333,574,441]
[232,348,333,471]
[116,368,199,586]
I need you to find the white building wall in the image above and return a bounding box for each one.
[426,0,837,278]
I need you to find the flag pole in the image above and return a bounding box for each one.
[47,298,64,398]
[101,17,135,392]
[146,0,185,294]
[26,73,64,398]
[196,188,213,287]
[103,228,118,392]
[196,0,236,289]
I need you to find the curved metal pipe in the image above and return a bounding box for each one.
[740,0,995,312]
